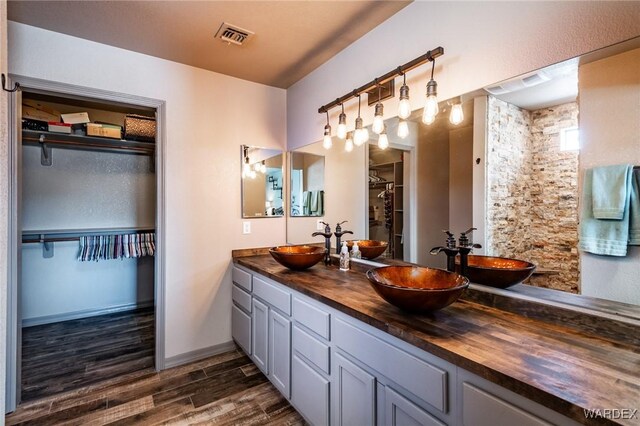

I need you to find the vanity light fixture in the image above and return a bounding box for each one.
[378,126,389,150]
[242,146,253,179]
[323,111,332,149]
[337,104,347,140]
[398,73,411,119]
[317,47,444,148]
[345,131,354,152]
[372,83,385,135]
[397,119,409,139]
[260,160,267,173]
[449,101,464,125]
[422,58,439,125]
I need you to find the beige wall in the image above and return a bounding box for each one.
[1,0,8,415]
[8,22,287,361]
[579,48,640,305]
[449,126,474,236]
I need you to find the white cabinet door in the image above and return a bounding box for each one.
[334,352,376,426]
[269,308,291,398]
[292,354,330,426]
[231,305,251,355]
[252,298,269,374]
[385,387,446,426]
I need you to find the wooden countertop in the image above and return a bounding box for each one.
[234,254,640,426]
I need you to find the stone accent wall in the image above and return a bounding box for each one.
[487,97,579,293]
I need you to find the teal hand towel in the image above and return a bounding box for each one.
[630,169,640,245]
[310,190,319,213]
[303,191,310,215]
[579,167,632,256]
[592,164,633,219]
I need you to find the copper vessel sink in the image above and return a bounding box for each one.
[269,245,326,270]
[366,266,469,312]
[346,240,388,260]
[457,255,536,288]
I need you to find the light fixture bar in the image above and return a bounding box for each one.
[317,46,444,114]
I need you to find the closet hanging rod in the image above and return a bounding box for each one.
[22,130,155,156]
[22,227,155,244]
[318,46,444,113]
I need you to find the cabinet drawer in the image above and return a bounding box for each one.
[232,284,252,313]
[254,276,291,315]
[462,383,550,426]
[334,317,448,413]
[292,354,330,426]
[232,266,252,292]
[232,305,251,355]
[293,325,330,375]
[293,297,330,340]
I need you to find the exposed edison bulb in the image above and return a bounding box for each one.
[362,127,370,143]
[337,112,347,139]
[242,161,251,178]
[354,117,365,146]
[449,103,464,125]
[397,119,409,139]
[260,162,267,173]
[249,170,257,179]
[345,133,354,152]
[398,83,411,119]
[253,162,261,172]
[372,103,384,134]
[323,134,333,149]
[378,130,389,150]
[422,111,436,125]
[423,79,439,124]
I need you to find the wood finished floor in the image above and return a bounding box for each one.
[20,308,155,402]
[6,348,304,425]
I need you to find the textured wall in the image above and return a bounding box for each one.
[487,97,579,293]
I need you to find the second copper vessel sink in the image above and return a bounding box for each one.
[346,240,388,260]
[366,266,469,312]
[269,245,325,270]
[457,255,536,288]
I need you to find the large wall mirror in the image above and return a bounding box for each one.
[289,151,325,217]
[286,36,640,314]
[241,145,284,218]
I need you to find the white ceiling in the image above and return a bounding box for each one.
[8,0,411,89]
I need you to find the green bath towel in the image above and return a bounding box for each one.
[630,169,640,245]
[579,166,633,256]
[592,164,634,219]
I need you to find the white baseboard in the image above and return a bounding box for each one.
[22,301,154,327]
[164,340,237,369]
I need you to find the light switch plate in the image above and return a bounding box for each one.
[316,220,324,231]
[242,221,251,234]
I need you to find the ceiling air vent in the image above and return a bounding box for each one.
[215,22,254,46]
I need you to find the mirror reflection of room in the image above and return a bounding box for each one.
[290,151,325,217]
[241,145,284,218]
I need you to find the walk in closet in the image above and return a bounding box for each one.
[368,145,408,260]
[19,91,157,401]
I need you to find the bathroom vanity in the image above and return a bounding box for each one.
[231,250,639,426]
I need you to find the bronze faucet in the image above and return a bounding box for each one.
[430,228,482,276]
[457,228,482,277]
[312,221,333,265]
[334,221,353,254]
[430,230,459,272]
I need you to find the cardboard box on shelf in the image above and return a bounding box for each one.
[22,105,59,123]
[23,99,62,118]
[61,112,91,124]
[86,123,121,139]
[47,122,72,134]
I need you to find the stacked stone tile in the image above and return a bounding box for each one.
[487,97,579,293]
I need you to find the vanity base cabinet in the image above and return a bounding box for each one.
[268,309,291,398]
[251,297,269,374]
[292,354,330,426]
[333,352,377,426]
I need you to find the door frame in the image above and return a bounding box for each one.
[5,75,167,412]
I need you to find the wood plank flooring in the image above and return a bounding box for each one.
[6,348,304,425]
[20,308,155,402]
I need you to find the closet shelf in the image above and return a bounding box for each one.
[22,130,155,156]
[369,162,396,169]
[369,181,393,187]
